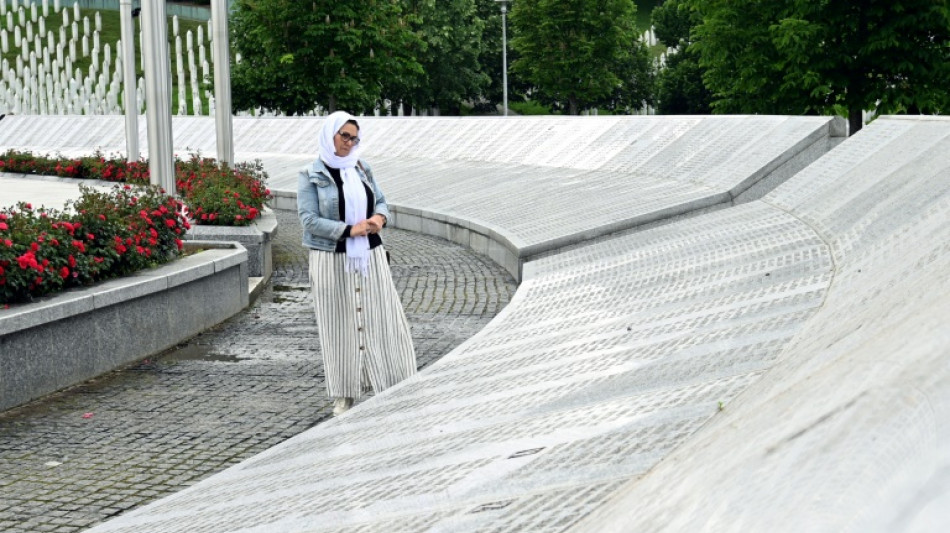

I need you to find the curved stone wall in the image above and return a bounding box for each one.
[576,115,950,532]
[0,114,842,279]
[7,114,946,532]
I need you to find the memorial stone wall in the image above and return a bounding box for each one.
[79,117,950,532]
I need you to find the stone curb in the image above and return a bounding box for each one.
[184,207,278,281]
[0,241,249,411]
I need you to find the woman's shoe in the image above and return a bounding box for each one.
[333,397,354,416]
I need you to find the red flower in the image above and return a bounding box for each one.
[165,218,177,228]
[175,239,183,250]
[98,214,106,221]
[60,267,69,278]
[71,240,85,252]
[87,233,95,241]
[4,239,12,247]
[30,242,39,251]
[17,252,38,270]
[0,222,7,230]
[68,255,76,268]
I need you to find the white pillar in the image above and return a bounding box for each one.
[142,0,174,191]
[211,0,232,164]
[119,0,138,159]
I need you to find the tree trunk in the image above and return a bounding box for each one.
[849,105,863,136]
[328,95,337,114]
[568,97,579,115]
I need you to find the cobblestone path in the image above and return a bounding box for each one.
[0,210,517,532]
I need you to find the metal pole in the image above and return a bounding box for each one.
[500,1,508,116]
[141,0,175,193]
[211,0,233,165]
[119,0,138,162]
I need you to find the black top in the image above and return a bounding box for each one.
[326,166,382,253]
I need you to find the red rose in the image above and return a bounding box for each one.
[0,222,7,230]
[60,267,69,278]
[165,218,176,228]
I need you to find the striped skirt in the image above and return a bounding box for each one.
[308,246,417,399]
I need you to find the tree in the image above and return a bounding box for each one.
[691,0,950,134]
[510,0,650,115]
[652,0,711,114]
[230,0,423,115]
[397,0,490,115]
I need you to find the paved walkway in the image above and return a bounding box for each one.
[0,209,517,532]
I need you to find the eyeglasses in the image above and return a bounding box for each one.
[337,131,361,145]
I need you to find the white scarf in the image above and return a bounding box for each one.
[319,111,370,276]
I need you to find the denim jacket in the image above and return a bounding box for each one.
[297,158,392,251]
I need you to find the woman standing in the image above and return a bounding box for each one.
[297,111,417,416]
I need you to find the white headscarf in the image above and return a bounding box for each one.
[319,111,370,276]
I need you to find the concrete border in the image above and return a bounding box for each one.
[0,241,249,412]
[184,207,277,281]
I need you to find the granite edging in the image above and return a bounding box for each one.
[0,241,250,412]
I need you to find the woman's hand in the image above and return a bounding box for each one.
[367,214,386,233]
[352,215,385,236]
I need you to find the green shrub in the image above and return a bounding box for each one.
[0,185,189,304]
[0,149,271,226]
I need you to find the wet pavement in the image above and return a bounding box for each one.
[0,209,517,533]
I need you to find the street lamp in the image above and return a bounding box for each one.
[496,0,509,116]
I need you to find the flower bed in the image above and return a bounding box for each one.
[0,150,272,227]
[0,185,189,304]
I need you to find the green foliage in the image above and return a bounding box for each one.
[395,0,490,115]
[690,0,950,133]
[652,0,711,114]
[656,49,711,114]
[176,156,271,226]
[0,150,270,227]
[0,186,188,304]
[509,100,554,115]
[651,0,697,47]
[510,0,652,115]
[230,0,423,115]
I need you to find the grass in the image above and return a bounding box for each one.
[2,7,210,114]
[635,0,664,32]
